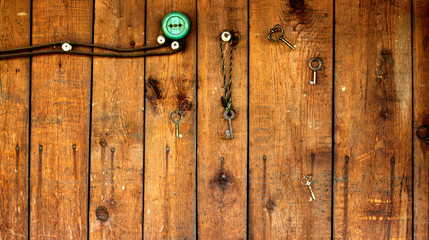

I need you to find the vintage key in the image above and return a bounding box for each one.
[267,24,296,50]
[301,176,316,201]
[309,58,322,85]
[223,109,236,139]
[171,110,183,138]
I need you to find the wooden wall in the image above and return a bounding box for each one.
[0,0,427,239]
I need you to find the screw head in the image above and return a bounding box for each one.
[171,41,180,50]
[157,35,166,45]
[221,31,232,42]
[61,43,72,52]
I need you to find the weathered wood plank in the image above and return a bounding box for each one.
[89,0,145,239]
[413,0,429,239]
[333,0,412,239]
[143,2,196,239]
[197,0,248,239]
[0,0,30,239]
[30,0,92,238]
[249,0,333,238]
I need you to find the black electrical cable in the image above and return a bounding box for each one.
[0,41,183,59]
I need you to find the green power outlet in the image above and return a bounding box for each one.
[161,12,190,40]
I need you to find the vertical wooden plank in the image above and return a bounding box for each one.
[0,0,30,239]
[89,0,145,239]
[249,0,333,239]
[197,0,247,239]
[413,0,429,239]
[334,0,412,239]
[143,1,196,239]
[30,0,92,239]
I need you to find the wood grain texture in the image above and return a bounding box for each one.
[143,1,196,239]
[334,0,412,239]
[197,0,248,239]
[30,0,92,239]
[89,0,145,239]
[0,1,424,238]
[413,0,429,239]
[0,0,30,239]
[249,0,333,239]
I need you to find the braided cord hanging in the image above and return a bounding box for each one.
[220,31,234,115]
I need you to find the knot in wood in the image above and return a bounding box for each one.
[416,126,429,144]
[95,206,109,222]
[99,139,107,148]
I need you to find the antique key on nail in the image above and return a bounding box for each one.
[171,110,183,138]
[223,109,235,139]
[268,24,296,50]
[309,58,322,85]
[301,176,316,201]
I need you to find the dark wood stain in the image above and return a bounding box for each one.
[110,147,115,196]
[262,155,270,240]
[15,145,20,194]
[374,49,397,122]
[265,198,275,238]
[146,77,164,112]
[209,158,235,192]
[289,0,305,11]
[423,35,428,52]
[37,145,43,230]
[214,172,231,191]
[72,144,77,176]
[343,155,350,237]
[163,145,170,237]
[262,155,267,197]
[230,31,240,47]
[146,78,163,98]
[310,153,315,174]
[177,92,192,113]
[416,126,429,142]
[283,0,313,31]
[100,141,107,198]
[416,115,429,147]
[387,156,395,238]
[376,49,394,82]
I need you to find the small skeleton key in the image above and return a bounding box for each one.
[268,24,296,50]
[223,109,235,139]
[171,110,183,138]
[309,58,322,85]
[301,176,316,201]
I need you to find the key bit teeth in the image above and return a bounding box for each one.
[225,130,232,139]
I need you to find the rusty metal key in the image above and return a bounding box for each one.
[309,58,322,85]
[268,24,296,50]
[223,109,235,139]
[301,175,316,201]
[171,110,183,138]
